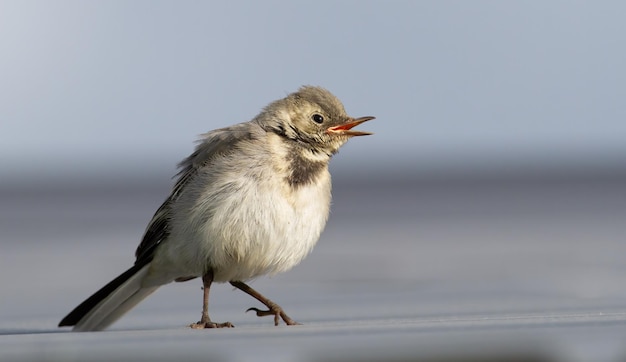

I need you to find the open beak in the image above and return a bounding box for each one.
[326,116,375,136]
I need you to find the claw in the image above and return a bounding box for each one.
[246,307,272,316]
[230,281,301,326]
[189,320,234,329]
[245,306,300,326]
[246,307,279,325]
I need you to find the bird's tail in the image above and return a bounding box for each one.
[59,262,158,332]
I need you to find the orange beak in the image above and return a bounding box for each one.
[326,116,375,136]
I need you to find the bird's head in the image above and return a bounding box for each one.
[260,86,375,156]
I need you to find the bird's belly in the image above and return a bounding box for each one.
[149,167,332,286]
[207,185,329,282]
[159,175,331,283]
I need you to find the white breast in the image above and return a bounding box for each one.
[206,169,331,282]
[150,137,332,284]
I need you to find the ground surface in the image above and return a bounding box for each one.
[2,171,626,361]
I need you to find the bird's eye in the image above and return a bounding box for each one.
[311,114,324,124]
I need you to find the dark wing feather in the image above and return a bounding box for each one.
[133,122,260,264]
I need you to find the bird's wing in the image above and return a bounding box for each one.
[133,122,260,264]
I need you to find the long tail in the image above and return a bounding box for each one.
[59,262,158,332]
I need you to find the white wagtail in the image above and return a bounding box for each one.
[59,86,374,331]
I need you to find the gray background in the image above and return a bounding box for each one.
[2,0,626,179]
[2,1,626,361]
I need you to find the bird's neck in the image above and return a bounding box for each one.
[285,144,329,187]
[267,132,330,187]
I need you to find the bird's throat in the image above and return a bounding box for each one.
[285,145,329,187]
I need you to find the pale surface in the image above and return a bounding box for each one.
[2,172,626,361]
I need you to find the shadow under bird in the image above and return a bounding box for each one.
[59,86,375,331]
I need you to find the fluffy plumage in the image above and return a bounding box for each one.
[59,86,373,331]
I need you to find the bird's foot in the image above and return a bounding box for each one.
[189,319,234,329]
[246,303,301,326]
[230,280,301,326]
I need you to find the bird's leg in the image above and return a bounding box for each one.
[190,270,234,329]
[230,281,300,326]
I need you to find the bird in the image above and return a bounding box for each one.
[58,86,374,331]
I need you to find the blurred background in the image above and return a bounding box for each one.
[2,1,626,361]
